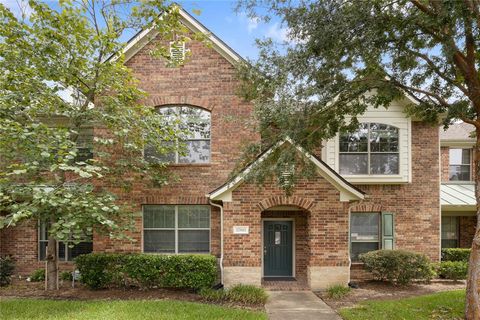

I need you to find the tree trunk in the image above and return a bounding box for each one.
[465,134,480,319]
[46,236,58,290]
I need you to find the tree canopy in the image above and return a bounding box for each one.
[0,0,191,257]
[236,0,480,317]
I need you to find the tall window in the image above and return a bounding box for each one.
[143,205,210,254]
[441,216,459,248]
[350,213,380,261]
[449,148,471,181]
[38,221,93,261]
[144,106,211,164]
[340,123,399,175]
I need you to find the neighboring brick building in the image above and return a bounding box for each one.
[0,7,477,290]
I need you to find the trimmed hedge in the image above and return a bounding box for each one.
[441,248,471,262]
[438,261,468,280]
[360,250,435,285]
[75,253,217,290]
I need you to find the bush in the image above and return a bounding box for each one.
[441,248,471,262]
[199,287,229,302]
[438,261,468,280]
[75,253,217,290]
[0,256,15,286]
[199,285,268,305]
[360,250,435,285]
[326,284,351,299]
[60,271,73,281]
[30,268,45,282]
[227,284,269,305]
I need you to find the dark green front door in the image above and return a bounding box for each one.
[263,221,293,277]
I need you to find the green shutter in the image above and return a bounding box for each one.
[382,212,395,250]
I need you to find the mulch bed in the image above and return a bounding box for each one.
[0,278,201,302]
[0,278,265,311]
[316,280,467,311]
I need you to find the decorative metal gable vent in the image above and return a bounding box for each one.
[169,41,186,64]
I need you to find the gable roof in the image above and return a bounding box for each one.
[207,138,365,202]
[119,7,243,65]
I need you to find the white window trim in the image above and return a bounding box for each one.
[339,123,400,176]
[448,148,472,182]
[142,205,211,254]
[331,118,411,184]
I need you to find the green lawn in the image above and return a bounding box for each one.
[339,290,465,320]
[0,298,266,320]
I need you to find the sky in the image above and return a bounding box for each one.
[0,0,288,60]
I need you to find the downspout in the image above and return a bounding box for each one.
[209,200,224,285]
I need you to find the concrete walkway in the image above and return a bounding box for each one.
[265,291,342,320]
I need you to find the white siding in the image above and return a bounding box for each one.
[323,102,412,184]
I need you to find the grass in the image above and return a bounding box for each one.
[326,284,351,299]
[340,290,465,320]
[0,298,267,320]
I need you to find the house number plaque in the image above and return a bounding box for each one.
[233,226,249,234]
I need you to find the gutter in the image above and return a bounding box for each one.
[209,199,224,285]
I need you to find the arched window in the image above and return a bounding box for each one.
[145,105,211,164]
[339,123,399,175]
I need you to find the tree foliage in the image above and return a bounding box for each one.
[236,0,480,317]
[0,1,192,250]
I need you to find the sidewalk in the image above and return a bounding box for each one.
[265,291,342,320]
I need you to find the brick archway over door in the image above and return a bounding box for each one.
[257,196,316,212]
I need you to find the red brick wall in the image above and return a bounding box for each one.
[441,146,449,182]
[350,122,441,280]
[223,178,351,271]
[459,215,477,248]
[0,220,75,275]
[2,35,256,273]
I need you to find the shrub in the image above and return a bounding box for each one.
[438,261,468,280]
[75,253,217,290]
[360,250,435,285]
[0,256,15,286]
[30,268,45,282]
[199,287,228,302]
[60,271,73,281]
[199,285,268,305]
[227,284,269,305]
[441,248,471,262]
[326,284,351,299]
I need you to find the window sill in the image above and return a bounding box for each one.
[167,163,212,168]
[444,181,474,185]
[342,174,409,184]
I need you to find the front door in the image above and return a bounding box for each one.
[263,221,293,277]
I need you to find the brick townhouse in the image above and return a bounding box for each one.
[0,7,477,290]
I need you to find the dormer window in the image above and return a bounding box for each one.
[449,148,471,181]
[339,123,399,175]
